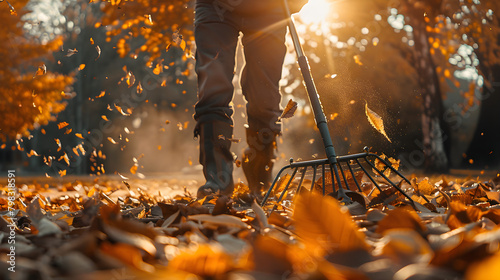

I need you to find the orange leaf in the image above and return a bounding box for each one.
[294,191,369,257]
[365,103,391,143]
[57,122,69,129]
[375,207,426,234]
[168,244,234,277]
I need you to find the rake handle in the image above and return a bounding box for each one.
[282,0,338,165]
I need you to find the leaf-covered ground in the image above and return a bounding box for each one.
[1,172,500,280]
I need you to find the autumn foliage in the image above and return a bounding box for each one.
[99,0,193,62]
[0,0,73,142]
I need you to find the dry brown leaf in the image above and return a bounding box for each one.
[294,191,369,257]
[413,177,435,196]
[168,244,234,277]
[375,207,426,235]
[188,214,248,229]
[279,99,298,120]
[365,103,391,143]
[100,242,155,273]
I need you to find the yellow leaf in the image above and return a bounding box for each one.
[75,133,84,139]
[365,103,391,143]
[79,64,86,70]
[294,191,369,257]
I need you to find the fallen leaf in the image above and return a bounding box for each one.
[376,207,426,235]
[188,214,248,229]
[294,191,369,257]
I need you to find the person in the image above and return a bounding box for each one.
[194,0,307,198]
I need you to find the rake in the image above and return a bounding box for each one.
[260,0,416,210]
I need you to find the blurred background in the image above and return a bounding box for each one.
[1,0,499,179]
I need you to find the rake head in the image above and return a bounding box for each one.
[261,147,418,212]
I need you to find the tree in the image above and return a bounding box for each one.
[99,0,194,63]
[0,0,74,142]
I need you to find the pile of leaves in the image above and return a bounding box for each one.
[1,173,500,279]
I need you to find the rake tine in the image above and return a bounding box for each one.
[355,158,384,193]
[337,162,350,192]
[272,167,299,212]
[295,166,308,195]
[330,164,335,192]
[262,164,290,206]
[310,163,318,192]
[332,163,352,203]
[346,161,362,192]
[364,158,414,204]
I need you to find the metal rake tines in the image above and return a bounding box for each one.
[261,150,415,211]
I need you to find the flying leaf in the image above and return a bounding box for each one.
[279,99,298,121]
[294,191,369,257]
[353,55,363,65]
[66,48,78,57]
[57,122,69,129]
[365,103,391,143]
[59,169,67,177]
[55,138,62,151]
[107,137,118,144]
[5,1,17,16]
[95,45,101,60]
[34,64,46,77]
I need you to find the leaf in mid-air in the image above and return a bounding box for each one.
[365,103,391,143]
[279,99,298,121]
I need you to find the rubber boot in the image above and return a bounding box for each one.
[196,121,235,198]
[242,128,277,194]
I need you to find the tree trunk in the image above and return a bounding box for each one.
[409,11,450,173]
[465,64,500,168]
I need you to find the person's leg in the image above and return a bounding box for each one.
[194,2,240,197]
[240,11,288,193]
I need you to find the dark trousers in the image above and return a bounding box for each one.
[193,0,288,135]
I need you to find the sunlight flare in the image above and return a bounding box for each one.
[298,0,331,24]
